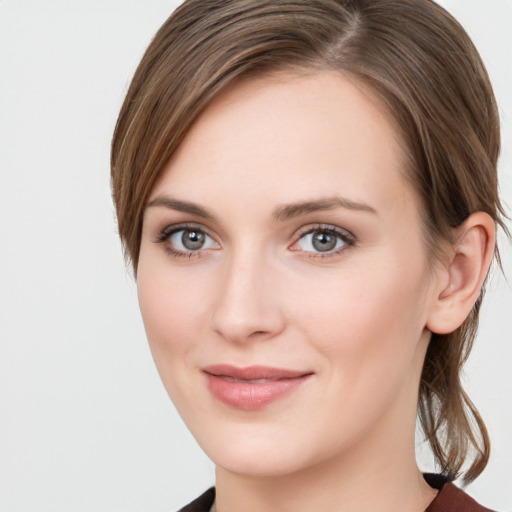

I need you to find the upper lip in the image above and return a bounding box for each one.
[202,364,313,381]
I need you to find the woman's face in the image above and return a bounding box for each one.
[137,71,443,477]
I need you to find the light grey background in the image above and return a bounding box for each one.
[0,1,510,511]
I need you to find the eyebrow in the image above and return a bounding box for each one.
[146,196,215,219]
[272,196,377,221]
[145,195,377,222]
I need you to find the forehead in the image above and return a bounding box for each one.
[152,70,416,217]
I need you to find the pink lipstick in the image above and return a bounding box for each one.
[202,364,313,411]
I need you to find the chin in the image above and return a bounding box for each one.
[188,420,331,478]
[207,443,310,478]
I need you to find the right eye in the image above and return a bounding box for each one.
[156,225,220,257]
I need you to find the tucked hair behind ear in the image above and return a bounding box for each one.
[111,0,508,483]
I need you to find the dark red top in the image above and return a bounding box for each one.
[424,474,495,512]
[178,475,496,512]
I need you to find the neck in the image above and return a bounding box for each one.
[215,434,436,512]
[215,445,435,512]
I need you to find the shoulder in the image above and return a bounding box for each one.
[425,474,496,512]
[177,488,215,512]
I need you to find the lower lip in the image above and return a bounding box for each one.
[205,374,311,411]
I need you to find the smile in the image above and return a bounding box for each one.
[202,364,313,411]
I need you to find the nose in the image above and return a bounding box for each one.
[210,250,286,344]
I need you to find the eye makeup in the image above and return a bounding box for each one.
[290,224,356,259]
[152,220,356,261]
[153,222,220,259]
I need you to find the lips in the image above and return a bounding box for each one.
[202,364,313,411]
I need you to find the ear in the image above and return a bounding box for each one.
[426,212,496,335]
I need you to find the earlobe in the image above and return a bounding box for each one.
[426,212,496,335]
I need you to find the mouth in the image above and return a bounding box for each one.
[202,364,313,411]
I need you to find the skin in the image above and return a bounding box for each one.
[136,71,492,512]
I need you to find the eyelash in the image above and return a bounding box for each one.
[153,223,356,260]
[290,225,356,259]
[153,223,218,260]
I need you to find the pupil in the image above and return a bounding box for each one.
[182,230,205,250]
[312,232,336,252]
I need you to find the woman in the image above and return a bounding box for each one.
[111,0,508,510]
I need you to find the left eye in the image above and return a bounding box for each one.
[293,228,352,254]
[169,228,218,252]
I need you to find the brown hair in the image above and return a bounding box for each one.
[111,0,508,483]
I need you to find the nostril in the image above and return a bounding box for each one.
[250,330,267,337]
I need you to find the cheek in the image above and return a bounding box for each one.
[288,255,431,373]
[136,261,211,368]
[283,258,432,445]
[136,263,217,416]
